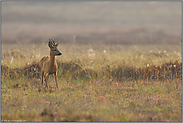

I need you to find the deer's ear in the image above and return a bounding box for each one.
[55,42,60,47]
[48,40,53,48]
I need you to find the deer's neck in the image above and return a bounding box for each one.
[49,54,55,68]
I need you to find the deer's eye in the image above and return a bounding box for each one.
[53,49,57,52]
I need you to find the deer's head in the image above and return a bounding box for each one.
[48,39,62,56]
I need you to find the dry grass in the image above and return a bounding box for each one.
[1,2,181,122]
[1,43,182,122]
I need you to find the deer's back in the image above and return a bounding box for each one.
[40,56,50,68]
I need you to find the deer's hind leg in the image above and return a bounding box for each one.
[41,70,44,85]
[45,73,50,90]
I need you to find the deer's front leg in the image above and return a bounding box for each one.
[54,72,59,90]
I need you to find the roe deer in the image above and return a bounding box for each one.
[40,39,62,90]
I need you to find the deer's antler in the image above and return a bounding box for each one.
[48,39,56,48]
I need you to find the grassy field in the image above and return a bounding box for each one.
[1,1,181,122]
[1,43,182,122]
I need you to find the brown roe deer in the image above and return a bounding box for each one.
[40,39,62,90]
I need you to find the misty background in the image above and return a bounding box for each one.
[2,2,181,45]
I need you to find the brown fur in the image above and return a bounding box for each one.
[40,56,49,68]
[40,39,62,90]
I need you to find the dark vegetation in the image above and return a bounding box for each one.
[1,60,182,81]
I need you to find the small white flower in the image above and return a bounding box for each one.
[10,57,13,64]
[88,48,95,57]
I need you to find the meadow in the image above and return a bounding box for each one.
[1,1,182,122]
[1,42,182,122]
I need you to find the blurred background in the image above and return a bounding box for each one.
[2,1,181,45]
